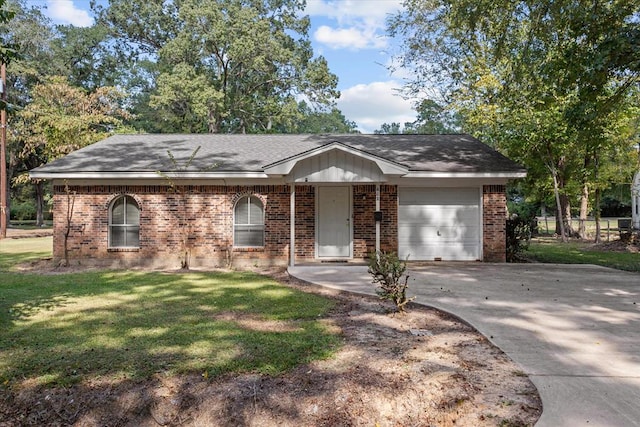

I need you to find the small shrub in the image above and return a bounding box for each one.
[10,200,36,221]
[506,215,532,262]
[368,251,415,313]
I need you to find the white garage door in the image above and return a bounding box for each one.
[398,187,480,261]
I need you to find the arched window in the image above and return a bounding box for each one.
[234,195,264,247]
[109,195,140,248]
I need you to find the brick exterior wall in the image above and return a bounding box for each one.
[294,185,315,262]
[352,185,376,258]
[379,185,398,253]
[51,183,506,267]
[53,184,291,268]
[483,185,507,262]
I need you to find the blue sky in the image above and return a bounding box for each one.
[32,0,418,133]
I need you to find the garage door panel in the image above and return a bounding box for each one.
[398,225,479,241]
[400,187,479,205]
[398,242,480,260]
[398,187,480,261]
[400,206,478,226]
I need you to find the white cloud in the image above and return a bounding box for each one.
[314,25,387,50]
[306,0,403,24]
[307,0,402,51]
[337,81,418,133]
[46,0,93,27]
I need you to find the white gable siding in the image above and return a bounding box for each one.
[288,148,385,182]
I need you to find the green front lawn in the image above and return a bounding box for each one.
[525,238,640,272]
[0,238,339,387]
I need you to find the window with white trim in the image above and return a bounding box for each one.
[109,195,140,248]
[234,195,264,247]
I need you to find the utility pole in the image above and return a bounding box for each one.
[1,62,6,239]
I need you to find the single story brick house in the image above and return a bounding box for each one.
[29,134,526,268]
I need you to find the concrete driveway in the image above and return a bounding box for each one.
[288,263,640,427]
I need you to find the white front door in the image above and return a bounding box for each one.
[317,186,351,258]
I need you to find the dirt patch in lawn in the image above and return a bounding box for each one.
[5,227,53,239]
[0,269,541,427]
[586,239,639,253]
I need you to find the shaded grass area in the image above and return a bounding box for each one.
[0,239,339,387]
[525,239,640,272]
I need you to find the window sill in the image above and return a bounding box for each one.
[232,247,265,252]
[108,247,140,252]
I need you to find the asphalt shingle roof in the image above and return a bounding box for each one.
[30,133,525,175]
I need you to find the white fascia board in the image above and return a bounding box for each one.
[28,171,271,180]
[404,171,527,179]
[263,142,409,176]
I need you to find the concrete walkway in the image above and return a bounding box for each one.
[289,263,640,427]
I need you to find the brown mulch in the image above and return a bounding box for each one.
[1,229,542,426]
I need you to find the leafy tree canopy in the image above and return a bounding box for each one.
[375,99,460,134]
[0,0,18,66]
[17,75,129,163]
[389,0,640,239]
[279,101,359,134]
[95,0,340,133]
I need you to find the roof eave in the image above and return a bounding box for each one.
[28,171,271,180]
[403,171,527,179]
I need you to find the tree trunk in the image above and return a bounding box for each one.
[550,165,567,242]
[62,183,75,267]
[35,180,45,226]
[578,182,589,239]
[559,194,573,237]
[594,187,602,243]
[593,152,601,243]
[208,109,219,133]
[5,152,16,228]
[578,153,591,240]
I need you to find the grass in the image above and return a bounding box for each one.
[0,237,339,387]
[535,216,630,240]
[525,238,640,272]
[0,237,53,270]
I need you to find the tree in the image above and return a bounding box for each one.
[0,0,18,73]
[95,0,340,133]
[375,99,459,134]
[52,23,125,91]
[15,76,128,225]
[60,180,76,267]
[280,101,359,134]
[157,147,211,270]
[374,122,403,135]
[2,1,138,227]
[389,0,640,241]
[0,0,17,68]
[1,0,57,227]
